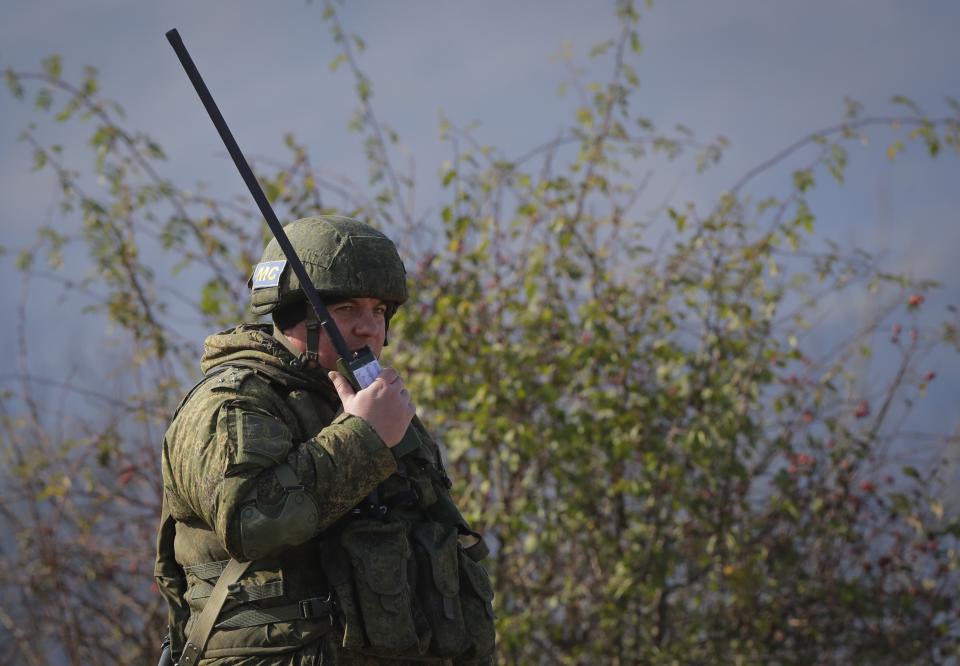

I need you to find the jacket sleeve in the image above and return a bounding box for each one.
[163,376,397,561]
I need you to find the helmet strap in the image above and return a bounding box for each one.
[383,303,398,347]
[303,306,322,365]
[271,308,321,371]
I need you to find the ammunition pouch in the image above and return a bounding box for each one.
[456,548,496,660]
[325,519,426,654]
[412,522,467,656]
[322,479,496,662]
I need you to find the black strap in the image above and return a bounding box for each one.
[214,594,335,630]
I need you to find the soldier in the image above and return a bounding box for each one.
[155,216,496,665]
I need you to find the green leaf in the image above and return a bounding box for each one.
[843,96,863,119]
[15,250,33,271]
[792,169,814,193]
[32,149,47,171]
[329,53,347,72]
[200,281,222,316]
[891,94,920,115]
[931,500,944,520]
[667,207,686,232]
[356,76,371,102]
[35,88,52,111]
[146,141,166,160]
[4,69,24,99]
[81,67,99,95]
[903,466,921,480]
[589,40,614,57]
[42,54,62,80]
[886,139,904,161]
[575,106,593,128]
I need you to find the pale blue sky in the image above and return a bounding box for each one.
[1,1,958,488]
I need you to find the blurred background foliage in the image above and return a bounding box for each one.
[2,1,960,663]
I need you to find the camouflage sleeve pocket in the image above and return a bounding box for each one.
[230,409,293,470]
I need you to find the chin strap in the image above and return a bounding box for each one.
[271,324,313,371]
[303,307,322,364]
[383,303,397,347]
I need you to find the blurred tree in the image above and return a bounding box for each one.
[2,1,960,664]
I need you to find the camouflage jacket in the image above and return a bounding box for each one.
[154,324,495,665]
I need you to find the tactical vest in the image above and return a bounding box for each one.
[155,361,496,663]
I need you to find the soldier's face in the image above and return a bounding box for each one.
[282,297,387,371]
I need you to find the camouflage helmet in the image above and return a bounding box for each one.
[249,215,408,316]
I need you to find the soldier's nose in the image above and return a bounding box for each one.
[354,313,378,336]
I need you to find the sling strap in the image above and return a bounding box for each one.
[214,595,334,629]
[177,558,252,666]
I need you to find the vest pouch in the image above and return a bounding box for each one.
[339,519,423,653]
[321,537,366,651]
[412,522,468,656]
[410,468,438,509]
[456,548,497,662]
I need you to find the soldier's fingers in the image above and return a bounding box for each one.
[328,371,356,400]
[378,368,401,384]
[369,376,391,395]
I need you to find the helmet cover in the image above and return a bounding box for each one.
[249,215,408,316]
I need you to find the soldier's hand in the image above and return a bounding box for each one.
[328,368,415,447]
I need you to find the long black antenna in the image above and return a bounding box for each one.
[165,28,353,360]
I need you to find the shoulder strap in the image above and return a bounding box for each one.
[176,558,252,666]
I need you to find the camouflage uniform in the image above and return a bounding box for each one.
[155,218,495,665]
